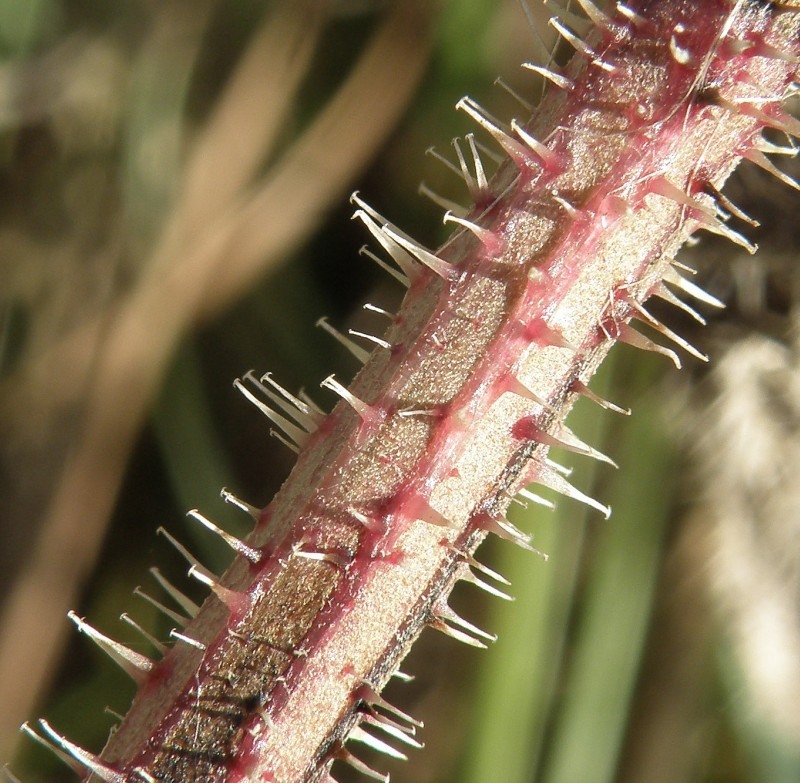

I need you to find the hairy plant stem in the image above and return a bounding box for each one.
[31,2,800,782]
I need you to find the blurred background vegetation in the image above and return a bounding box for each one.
[1,1,798,782]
